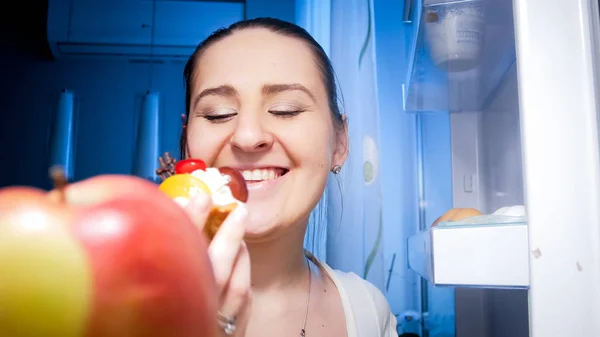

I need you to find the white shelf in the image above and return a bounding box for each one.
[407,215,529,288]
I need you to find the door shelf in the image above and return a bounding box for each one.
[407,215,529,289]
[403,0,516,112]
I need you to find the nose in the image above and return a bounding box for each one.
[230,112,274,153]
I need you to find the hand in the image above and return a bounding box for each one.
[185,192,252,336]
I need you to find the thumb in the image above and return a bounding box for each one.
[184,192,212,230]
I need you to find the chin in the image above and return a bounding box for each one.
[242,204,313,245]
[239,169,321,242]
[241,204,281,241]
[241,170,290,235]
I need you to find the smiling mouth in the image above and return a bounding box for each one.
[240,168,289,183]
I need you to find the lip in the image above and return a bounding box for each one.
[244,170,290,197]
[215,165,290,196]
[233,166,289,182]
[230,165,290,172]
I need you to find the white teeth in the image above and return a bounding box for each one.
[251,170,262,181]
[241,169,281,182]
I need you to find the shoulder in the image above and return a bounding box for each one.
[331,269,395,323]
[321,263,398,337]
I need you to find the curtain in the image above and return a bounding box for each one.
[326,0,386,292]
[296,1,387,292]
[296,0,332,262]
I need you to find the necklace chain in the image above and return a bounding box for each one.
[300,251,313,337]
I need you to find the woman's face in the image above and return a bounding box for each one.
[186,28,347,240]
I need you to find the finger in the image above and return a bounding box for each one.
[184,191,212,230]
[208,203,248,293]
[219,242,251,324]
[235,290,253,337]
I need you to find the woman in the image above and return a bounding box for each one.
[181,17,397,337]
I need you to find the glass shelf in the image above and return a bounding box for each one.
[407,215,529,289]
[403,0,517,112]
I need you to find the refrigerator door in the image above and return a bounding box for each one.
[405,0,600,336]
[514,0,600,336]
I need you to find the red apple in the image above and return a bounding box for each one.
[0,170,219,337]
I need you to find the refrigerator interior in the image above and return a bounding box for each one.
[450,64,529,337]
[402,0,531,336]
[407,0,600,334]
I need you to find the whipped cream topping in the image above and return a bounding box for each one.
[190,168,238,206]
[173,196,192,207]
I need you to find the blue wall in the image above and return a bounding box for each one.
[246,0,295,21]
[0,49,187,189]
[0,0,295,189]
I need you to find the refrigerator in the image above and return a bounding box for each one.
[401,0,600,336]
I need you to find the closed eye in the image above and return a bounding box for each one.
[269,110,305,118]
[203,112,237,123]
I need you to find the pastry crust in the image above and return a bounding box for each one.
[205,203,238,240]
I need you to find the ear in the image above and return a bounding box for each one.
[180,134,190,160]
[332,115,349,168]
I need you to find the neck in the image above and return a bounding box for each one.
[246,223,309,293]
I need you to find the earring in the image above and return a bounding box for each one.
[331,165,342,174]
[181,113,187,130]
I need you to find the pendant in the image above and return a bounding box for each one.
[300,328,306,337]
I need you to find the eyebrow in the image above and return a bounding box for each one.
[262,83,316,102]
[192,83,316,109]
[192,85,238,109]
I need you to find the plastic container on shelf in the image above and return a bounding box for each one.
[424,1,486,72]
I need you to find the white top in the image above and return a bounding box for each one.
[313,258,398,337]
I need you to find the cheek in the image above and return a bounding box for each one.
[185,124,229,163]
[283,121,334,169]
